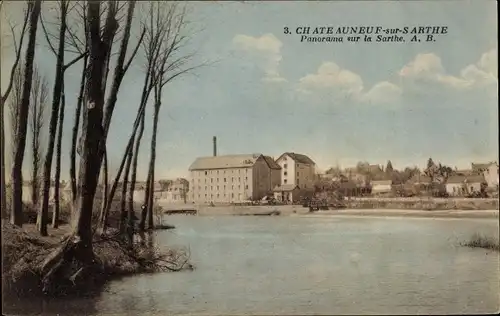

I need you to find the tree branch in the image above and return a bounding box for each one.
[123,27,146,74]
[1,5,30,103]
[63,51,88,71]
[39,12,58,56]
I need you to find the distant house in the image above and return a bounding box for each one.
[446,175,486,196]
[275,152,316,190]
[370,180,392,195]
[343,168,368,186]
[471,162,499,189]
[273,184,301,203]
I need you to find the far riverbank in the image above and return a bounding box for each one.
[160,203,499,219]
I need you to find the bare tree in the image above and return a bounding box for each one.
[40,0,121,292]
[142,2,198,229]
[29,65,49,207]
[10,0,42,227]
[96,0,144,234]
[1,3,30,219]
[38,0,87,235]
[37,0,70,236]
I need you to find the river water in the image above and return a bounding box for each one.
[4,215,499,315]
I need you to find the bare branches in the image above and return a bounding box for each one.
[29,65,49,207]
[123,27,146,74]
[1,4,30,105]
[39,12,58,56]
[8,66,23,161]
[63,51,88,71]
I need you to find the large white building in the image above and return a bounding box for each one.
[188,153,281,204]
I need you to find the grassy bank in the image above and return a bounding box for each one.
[461,233,500,252]
[1,222,191,299]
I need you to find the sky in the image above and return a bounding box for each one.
[1,0,498,180]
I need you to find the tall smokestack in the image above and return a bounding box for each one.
[213,136,217,156]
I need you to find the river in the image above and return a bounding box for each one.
[4,215,499,315]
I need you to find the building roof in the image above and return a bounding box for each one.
[263,156,282,170]
[277,152,315,165]
[447,175,486,184]
[189,154,262,171]
[371,180,392,185]
[472,162,497,171]
[273,184,300,192]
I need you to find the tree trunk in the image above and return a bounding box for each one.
[128,111,145,230]
[70,55,88,202]
[142,165,152,230]
[146,99,160,230]
[71,0,108,247]
[120,148,133,234]
[52,82,65,228]
[11,0,42,227]
[99,70,153,234]
[38,0,68,235]
[0,100,6,219]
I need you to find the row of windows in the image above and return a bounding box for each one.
[283,171,300,176]
[193,193,244,199]
[192,185,249,191]
[193,177,248,184]
[199,169,249,176]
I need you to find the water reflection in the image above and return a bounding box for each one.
[3,216,499,315]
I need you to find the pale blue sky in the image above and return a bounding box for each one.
[1,0,498,180]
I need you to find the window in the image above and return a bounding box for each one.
[217,186,219,190]
[297,172,299,176]
[205,194,207,197]
[198,194,201,198]
[284,171,287,176]
[232,193,234,198]
[284,164,287,169]
[245,177,248,181]
[297,179,300,185]
[205,171,208,175]
[217,194,219,198]
[224,178,227,182]
[232,177,234,182]
[245,185,248,189]
[224,185,226,190]
[284,179,287,184]
[232,185,234,189]
[211,178,213,183]
[217,178,219,182]
[217,170,219,174]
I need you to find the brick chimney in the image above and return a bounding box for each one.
[213,136,217,157]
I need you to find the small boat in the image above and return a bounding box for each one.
[163,209,197,215]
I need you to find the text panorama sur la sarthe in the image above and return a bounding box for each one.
[284,26,449,43]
